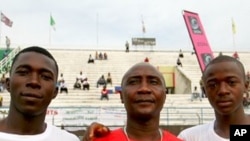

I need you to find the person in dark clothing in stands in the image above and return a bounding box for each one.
[96,75,106,88]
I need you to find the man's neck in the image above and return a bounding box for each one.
[0,108,47,135]
[214,112,250,138]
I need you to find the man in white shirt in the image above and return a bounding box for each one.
[0,46,79,141]
[178,55,250,141]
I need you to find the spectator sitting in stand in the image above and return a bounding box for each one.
[83,78,90,90]
[99,52,103,60]
[58,73,64,85]
[97,75,106,88]
[73,78,81,89]
[60,80,68,94]
[88,54,95,63]
[233,51,239,60]
[176,57,182,67]
[77,71,87,83]
[144,57,149,62]
[243,90,250,107]
[191,86,202,101]
[199,79,206,98]
[106,72,112,86]
[0,74,6,92]
[103,52,108,60]
[179,49,184,58]
[100,85,109,101]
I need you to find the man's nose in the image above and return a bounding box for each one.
[26,73,41,88]
[138,81,151,94]
[218,82,229,95]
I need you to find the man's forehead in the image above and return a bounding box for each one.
[204,61,243,78]
[15,52,50,64]
[205,61,239,73]
[125,64,161,78]
[129,64,156,72]
[13,52,55,70]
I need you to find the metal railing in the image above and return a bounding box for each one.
[0,106,215,131]
[0,47,21,74]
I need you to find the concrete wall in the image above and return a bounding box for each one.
[174,66,191,94]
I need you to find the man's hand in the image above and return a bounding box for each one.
[82,122,110,141]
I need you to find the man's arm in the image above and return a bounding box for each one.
[82,122,110,141]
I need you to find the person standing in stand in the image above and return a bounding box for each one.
[5,36,11,51]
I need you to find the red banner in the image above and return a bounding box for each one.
[183,10,214,72]
[1,12,13,27]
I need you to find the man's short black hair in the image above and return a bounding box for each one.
[202,55,246,81]
[10,46,59,78]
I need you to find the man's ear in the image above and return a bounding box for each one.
[6,78,10,92]
[203,87,208,97]
[244,80,249,93]
[52,85,58,99]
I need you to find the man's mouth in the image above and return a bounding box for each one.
[21,93,42,99]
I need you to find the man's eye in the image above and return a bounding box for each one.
[41,74,52,80]
[228,80,236,86]
[16,70,28,75]
[128,79,139,85]
[150,79,159,85]
[207,82,217,89]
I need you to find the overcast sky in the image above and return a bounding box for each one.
[0,0,250,51]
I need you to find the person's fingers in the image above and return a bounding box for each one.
[82,126,93,141]
[83,122,104,140]
[88,122,100,139]
[82,122,110,141]
[94,125,110,137]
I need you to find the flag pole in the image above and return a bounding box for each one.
[141,15,145,49]
[232,18,236,51]
[49,13,51,47]
[96,13,99,49]
[232,32,236,50]
[49,23,51,47]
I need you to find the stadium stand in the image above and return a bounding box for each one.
[1,48,250,134]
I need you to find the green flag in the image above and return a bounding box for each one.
[50,15,56,31]
[232,18,236,35]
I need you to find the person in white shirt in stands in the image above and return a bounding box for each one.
[77,71,87,83]
[60,80,68,94]
[0,46,79,141]
[58,73,64,85]
[190,86,202,102]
